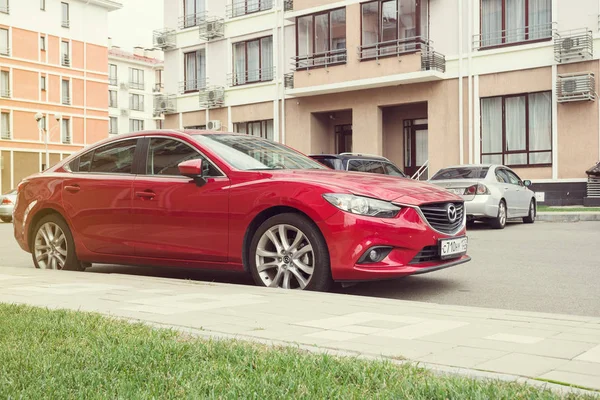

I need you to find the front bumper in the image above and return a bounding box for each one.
[464,195,498,219]
[0,204,13,217]
[317,207,469,282]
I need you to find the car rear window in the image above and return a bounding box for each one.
[431,167,489,180]
[312,157,343,170]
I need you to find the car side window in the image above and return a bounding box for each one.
[147,138,222,177]
[89,139,137,174]
[504,169,522,186]
[347,160,364,172]
[495,169,509,183]
[77,151,93,173]
[383,162,406,177]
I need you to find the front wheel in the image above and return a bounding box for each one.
[249,213,332,291]
[523,199,536,224]
[489,200,507,230]
[32,214,85,271]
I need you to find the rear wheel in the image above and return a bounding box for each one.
[523,199,536,224]
[32,214,85,271]
[1,216,12,223]
[489,200,507,230]
[249,213,332,291]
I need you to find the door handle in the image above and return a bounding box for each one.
[64,184,80,193]
[136,190,156,199]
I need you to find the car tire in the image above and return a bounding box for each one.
[1,216,12,223]
[249,213,332,291]
[31,214,86,271]
[523,199,536,224]
[489,200,507,230]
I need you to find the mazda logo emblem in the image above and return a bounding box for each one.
[447,204,457,223]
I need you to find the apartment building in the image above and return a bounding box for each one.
[108,45,164,135]
[156,0,286,138]
[157,0,600,205]
[0,0,120,194]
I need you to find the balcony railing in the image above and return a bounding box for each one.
[62,135,71,144]
[0,4,9,13]
[179,78,208,94]
[61,20,70,28]
[421,51,446,73]
[473,22,554,49]
[1,131,10,140]
[0,47,10,56]
[199,17,225,40]
[358,36,430,61]
[153,83,164,92]
[62,96,71,105]
[61,55,70,67]
[129,81,145,90]
[283,0,293,12]
[153,28,176,49]
[554,28,593,63]
[0,89,10,98]
[154,94,177,114]
[109,77,118,86]
[292,49,347,70]
[178,12,207,29]
[556,72,596,103]
[284,72,294,89]
[227,66,275,86]
[226,0,273,19]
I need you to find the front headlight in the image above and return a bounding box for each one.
[322,194,401,218]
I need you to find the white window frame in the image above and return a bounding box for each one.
[109,117,118,135]
[129,119,144,132]
[0,28,9,56]
[61,118,71,143]
[0,111,10,140]
[61,78,71,105]
[0,69,10,98]
[61,2,70,28]
[129,93,144,111]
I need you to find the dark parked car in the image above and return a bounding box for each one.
[309,153,409,178]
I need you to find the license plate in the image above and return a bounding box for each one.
[439,236,468,260]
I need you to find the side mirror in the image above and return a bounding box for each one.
[178,159,207,187]
[523,180,532,187]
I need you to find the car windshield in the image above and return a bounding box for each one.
[430,167,489,180]
[311,157,343,170]
[193,134,326,171]
[383,162,407,177]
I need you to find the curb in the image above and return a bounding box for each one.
[537,212,600,222]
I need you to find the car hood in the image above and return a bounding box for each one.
[269,170,462,205]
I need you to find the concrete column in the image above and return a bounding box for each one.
[352,104,383,155]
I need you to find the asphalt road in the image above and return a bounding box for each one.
[1,220,599,317]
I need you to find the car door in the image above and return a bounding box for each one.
[496,168,524,217]
[131,136,230,262]
[505,168,531,215]
[61,138,140,255]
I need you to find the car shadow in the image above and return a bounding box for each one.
[466,221,522,231]
[334,275,463,300]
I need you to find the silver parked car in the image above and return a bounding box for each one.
[0,189,16,223]
[428,165,536,229]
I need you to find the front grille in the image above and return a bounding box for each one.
[410,246,439,264]
[419,202,465,234]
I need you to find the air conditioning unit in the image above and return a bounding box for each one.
[120,82,128,90]
[120,109,129,116]
[556,72,596,103]
[156,36,167,45]
[206,22,218,34]
[207,120,221,131]
[554,29,593,63]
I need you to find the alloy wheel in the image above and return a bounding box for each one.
[34,222,68,270]
[255,224,315,289]
[530,201,536,220]
[499,202,506,226]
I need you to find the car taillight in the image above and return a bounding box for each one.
[464,184,489,195]
[1,197,12,205]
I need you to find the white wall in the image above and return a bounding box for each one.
[556,0,598,32]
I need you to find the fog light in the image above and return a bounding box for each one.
[369,249,379,261]
[358,246,393,264]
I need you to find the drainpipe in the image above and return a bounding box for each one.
[273,3,280,141]
[458,0,464,165]
[279,0,286,144]
[467,0,473,164]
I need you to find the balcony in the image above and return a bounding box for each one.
[226,0,273,19]
[129,81,145,91]
[227,66,275,86]
[154,94,177,115]
[357,37,446,73]
[179,12,206,30]
[179,78,207,94]
[421,51,446,73]
[292,49,347,71]
[473,22,554,50]
[554,29,593,64]
[61,55,70,67]
[153,28,176,49]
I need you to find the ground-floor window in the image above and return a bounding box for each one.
[481,91,552,167]
[233,119,274,141]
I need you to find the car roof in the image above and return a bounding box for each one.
[438,164,496,169]
[308,154,391,162]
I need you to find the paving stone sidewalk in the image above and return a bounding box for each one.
[1,267,599,392]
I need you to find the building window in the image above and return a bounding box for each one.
[232,36,273,86]
[129,68,144,90]
[155,69,163,91]
[183,50,206,92]
[233,119,274,140]
[61,2,69,28]
[40,36,46,51]
[40,0,45,10]
[129,119,144,132]
[129,93,144,111]
[183,0,205,28]
[61,79,70,105]
[61,119,70,143]
[40,116,47,130]
[156,119,164,129]
[296,8,346,69]
[0,70,9,98]
[480,0,552,48]
[481,91,552,167]
[41,75,46,91]
[230,0,273,18]
[0,112,9,139]
[0,0,8,14]
[61,41,70,66]
[109,90,117,108]
[360,0,429,59]
[0,28,9,56]
[109,117,118,134]
[109,64,117,86]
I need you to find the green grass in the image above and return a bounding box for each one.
[0,304,597,400]
[538,206,600,212]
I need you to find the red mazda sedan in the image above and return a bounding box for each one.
[13,130,470,291]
